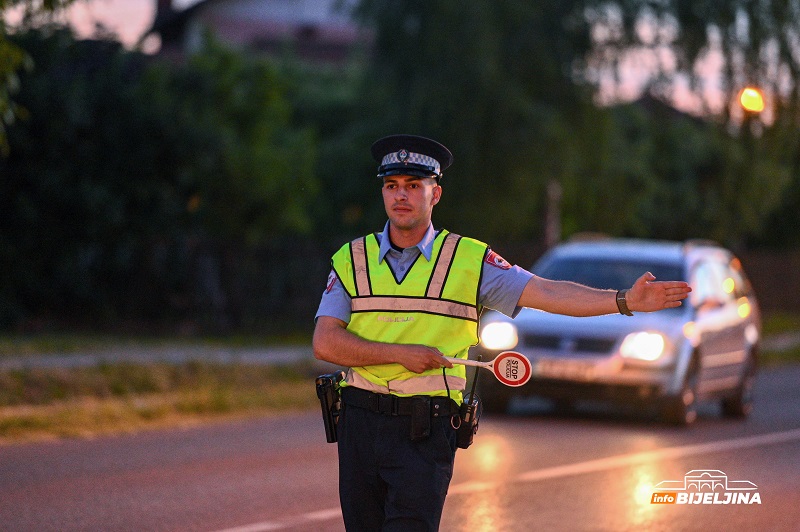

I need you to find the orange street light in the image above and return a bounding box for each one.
[739,87,765,113]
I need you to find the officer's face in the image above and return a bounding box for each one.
[382,175,441,232]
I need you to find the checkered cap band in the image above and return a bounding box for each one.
[380,151,440,174]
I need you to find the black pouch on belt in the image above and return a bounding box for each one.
[410,396,431,442]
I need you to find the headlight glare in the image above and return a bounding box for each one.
[620,331,667,362]
[480,322,518,350]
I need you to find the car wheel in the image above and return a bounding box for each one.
[661,361,699,426]
[721,353,756,418]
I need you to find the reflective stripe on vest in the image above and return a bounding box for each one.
[345,368,467,395]
[351,237,370,296]
[426,232,460,298]
[351,296,479,321]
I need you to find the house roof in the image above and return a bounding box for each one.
[148,0,214,43]
[147,0,364,50]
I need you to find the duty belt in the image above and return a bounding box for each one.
[341,386,460,418]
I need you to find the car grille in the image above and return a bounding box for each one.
[522,334,617,354]
[523,334,561,349]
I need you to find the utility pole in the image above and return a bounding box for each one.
[544,179,562,250]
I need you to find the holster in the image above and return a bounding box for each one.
[315,371,345,443]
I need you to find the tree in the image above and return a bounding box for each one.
[1,0,76,152]
[352,0,598,242]
[351,0,798,248]
[0,28,197,327]
[586,1,800,122]
[585,1,800,247]
[0,29,318,329]
[163,38,319,245]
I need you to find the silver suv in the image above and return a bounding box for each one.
[475,237,761,425]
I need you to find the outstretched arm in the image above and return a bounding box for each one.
[517,272,691,316]
[313,316,454,373]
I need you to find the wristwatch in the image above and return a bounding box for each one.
[616,289,634,316]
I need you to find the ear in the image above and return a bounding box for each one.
[431,184,442,206]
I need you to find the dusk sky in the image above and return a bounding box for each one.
[7,0,202,49]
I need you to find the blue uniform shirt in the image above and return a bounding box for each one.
[316,222,533,322]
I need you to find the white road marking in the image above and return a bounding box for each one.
[455,426,800,493]
[215,427,800,532]
[216,508,342,532]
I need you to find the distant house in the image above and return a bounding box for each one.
[147,0,371,63]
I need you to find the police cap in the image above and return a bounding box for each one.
[371,134,453,181]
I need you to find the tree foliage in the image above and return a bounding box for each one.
[1,0,75,151]
[0,29,317,328]
[2,1,800,331]
[158,39,319,244]
[349,0,599,242]
[614,1,800,119]
[351,0,798,248]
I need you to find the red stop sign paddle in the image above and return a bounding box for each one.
[450,351,532,387]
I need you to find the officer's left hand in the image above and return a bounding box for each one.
[627,272,692,312]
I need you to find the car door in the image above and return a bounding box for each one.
[689,255,748,399]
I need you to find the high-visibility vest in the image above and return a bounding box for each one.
[331,229,487,403]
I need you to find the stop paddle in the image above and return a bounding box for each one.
[449,351,532,387]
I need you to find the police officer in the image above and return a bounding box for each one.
[313,134,691,531]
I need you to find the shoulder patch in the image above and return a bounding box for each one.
[325,270,338,293]
[485,250,511,270]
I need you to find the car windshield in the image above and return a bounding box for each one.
[535,257,686,312]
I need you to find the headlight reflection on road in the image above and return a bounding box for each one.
[453,435,515,532]
[627,463,668,528]
[470,434,513,476]
[460,488,507,532]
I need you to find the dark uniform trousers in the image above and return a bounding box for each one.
[337,390,458,531]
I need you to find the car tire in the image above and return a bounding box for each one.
[661,359,699,426]
[721,352,756,418]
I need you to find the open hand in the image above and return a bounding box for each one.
[627,272,692,312]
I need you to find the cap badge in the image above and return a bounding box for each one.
[397,149,409,163]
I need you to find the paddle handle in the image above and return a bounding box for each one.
[449,358,491,369]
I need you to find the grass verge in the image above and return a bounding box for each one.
[1,312,797,444]
[0,361,320,444]
[761,346,800,366]
[760,312,800,366]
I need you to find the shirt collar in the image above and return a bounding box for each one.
[377,222,437,263]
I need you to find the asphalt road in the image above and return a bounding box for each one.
[1,364,799,532]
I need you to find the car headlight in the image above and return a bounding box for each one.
[480,322,518,350]
[620,331,667,362]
